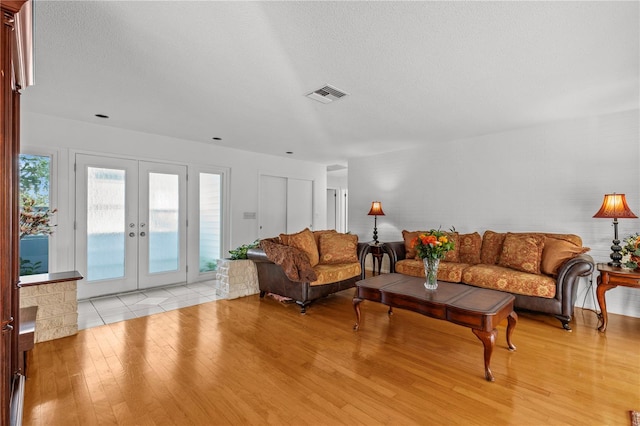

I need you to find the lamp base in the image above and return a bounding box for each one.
[608,238,623,268]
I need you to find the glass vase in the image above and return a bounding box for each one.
[423,257,440,290]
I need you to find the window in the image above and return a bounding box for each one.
[199,173,221,272]
[19,154,54,275]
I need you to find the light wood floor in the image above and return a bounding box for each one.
[23,288,640,425]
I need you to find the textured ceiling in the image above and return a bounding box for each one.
[22,1,639,166]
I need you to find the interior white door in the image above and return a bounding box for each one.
[76,154,187,299]
[259,175,287,239]
[327,189,337,230]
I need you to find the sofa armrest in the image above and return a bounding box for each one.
[557,253,594,280]
[555,253,595,325]
[246,247,269,262]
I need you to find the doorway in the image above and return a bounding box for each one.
[75,154,187,299]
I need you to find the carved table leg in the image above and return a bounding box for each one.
[596,282,615,333]
[353,297,363,331]
[472,328,497,382]
[506,311,517,351]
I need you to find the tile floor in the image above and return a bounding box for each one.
[77,280,220,330]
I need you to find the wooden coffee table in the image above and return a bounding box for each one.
[353,273,517,381]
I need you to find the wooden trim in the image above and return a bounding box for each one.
[0,1,27,14]
[18,271,84,287]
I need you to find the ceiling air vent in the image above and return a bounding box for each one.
[306,85,349,104]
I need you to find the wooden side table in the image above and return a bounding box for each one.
[361,242,393,276]
[596,263,640,332]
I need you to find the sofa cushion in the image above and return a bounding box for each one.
[480,230,506,265]
[394,259,467,283]
[318,233,359,264]
[540,233,582,247]
[313,229,337,248]
[458,232,482,264]
[462,264,556,298]
[311,263,361,286]
[402,230,426,260]
[280,228,319,267]
[498,233,545,274]
[541,237,590,276]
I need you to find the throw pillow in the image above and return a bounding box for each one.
[458,232,482,264]
[498,233,545,274]
[313,229,337,248]
[541,238,590,276]
[443,232,460,263]
[480,230,507,265]
[280,228,319,267]
[319,233,359,264]
[542,233,583,247]
[402,230,426,260]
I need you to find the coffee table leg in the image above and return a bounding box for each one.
[506,311,517,351]
[353,297,363,331]
[472,328,497,382]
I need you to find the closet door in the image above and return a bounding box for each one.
[259,175,287,239]
[259,175,314,237]
[286,178,313,232]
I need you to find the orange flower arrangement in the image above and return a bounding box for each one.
[411,229,455,260]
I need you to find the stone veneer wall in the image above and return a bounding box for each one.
[19,272,81,343]
[215,259,259,299]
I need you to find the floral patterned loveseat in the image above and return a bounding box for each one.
[387,230,594,330]
[247,228,365,313]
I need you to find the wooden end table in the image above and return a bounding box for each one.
[360,242,393,276]
[596,263,640,332]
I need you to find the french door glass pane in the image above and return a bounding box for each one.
[199,173,221,272]
[87,167,126,281]
[148,173,179,273]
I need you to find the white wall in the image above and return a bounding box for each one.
[348,109,640,318]
[21,112,327,274]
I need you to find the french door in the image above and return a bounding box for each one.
[75,154,187,299]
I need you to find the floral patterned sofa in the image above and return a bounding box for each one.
[387,230,594,330]
[247,228,365,313]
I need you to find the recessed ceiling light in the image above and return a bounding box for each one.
[95,114,109,119]
[286,151,293,155]
[212,137,222,141]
